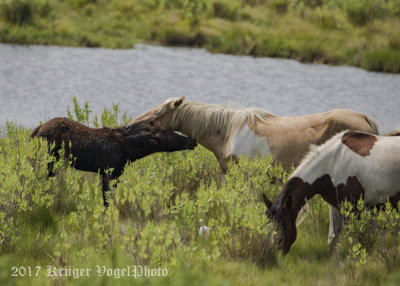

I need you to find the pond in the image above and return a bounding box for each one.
[0,44,399,133]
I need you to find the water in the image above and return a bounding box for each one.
[0,44,399,133]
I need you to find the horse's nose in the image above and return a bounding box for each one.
[125,125,131,133]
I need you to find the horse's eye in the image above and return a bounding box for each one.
[149,120,154,126]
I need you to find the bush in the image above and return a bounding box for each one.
[341,0,386,26]
[360,50,400,73]
[0,0,32,26]
[0,0,52,26]
[338,198,400,278]
[212,0,240,20]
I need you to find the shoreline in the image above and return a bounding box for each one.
[0,0,399,73]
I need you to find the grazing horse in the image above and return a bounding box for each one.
[124,96,379,247]
[30,117,197,206]
[263,130,400,254]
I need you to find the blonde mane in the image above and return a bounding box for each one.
[169,101,275,141]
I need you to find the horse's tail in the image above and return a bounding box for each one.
[29,124,42,140]
[296,203,310,227]
[364,115,379,135]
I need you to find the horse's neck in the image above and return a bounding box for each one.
[281,177,321,216]
[124,136,155,160]
[170,107,198,139]
[171,106,228,151]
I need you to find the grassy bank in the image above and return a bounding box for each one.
[1,100,400,285]
[0,0,400,73]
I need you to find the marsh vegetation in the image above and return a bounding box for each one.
[0,0,399,72]
[1,100,400,285]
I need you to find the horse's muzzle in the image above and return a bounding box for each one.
[124,123,152,135]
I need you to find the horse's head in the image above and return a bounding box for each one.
[263,188,298,254]
[124,127,196,160]
[149,129,197,151]
[125,96,185,135]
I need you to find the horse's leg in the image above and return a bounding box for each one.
[216,153,239,174]
[47,149,59,178]
[101,169,121,207]
[217,157,229,174]
[47,162,55,177]
[102,175,110,208]
[328,205,343,251]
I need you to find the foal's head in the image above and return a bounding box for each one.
[148,129,197,151]
[124,127,196,157]
[125,97,185,135]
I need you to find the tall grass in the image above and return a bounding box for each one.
[361,50,400,73]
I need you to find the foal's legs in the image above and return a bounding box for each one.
[101,170,121,207]
[102,175,110,207]
[328,205,343,251]
[47,149,60,177]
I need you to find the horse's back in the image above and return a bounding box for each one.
[33,117,123,143]
[29,124,43,139]
[324,109,378,135]
[319,131,400,204]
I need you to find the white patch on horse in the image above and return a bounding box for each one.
[230,123,271,158]
[293,131,400,205]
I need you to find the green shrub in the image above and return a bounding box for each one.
[360,50,400,73]
[212,0,240,20]
[388,0,400,16]
[66,0,97,9]
[0,0,52,25]
[338,198,400,278]
[0,0,32,26]
[342,0,386,26]
[270,0,290,13]
[312,7,343,29]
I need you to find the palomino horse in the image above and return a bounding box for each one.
[30,117,197,206]
[263,130,400,253]
[124,96,379,246]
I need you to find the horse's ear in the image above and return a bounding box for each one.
[262,194,272,209]
[283,196,292,209]
[170,96,185,109]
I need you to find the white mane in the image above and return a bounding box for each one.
[170,101,275,141]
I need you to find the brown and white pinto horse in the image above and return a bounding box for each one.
[263,130,400,254]
[124,97,379,247]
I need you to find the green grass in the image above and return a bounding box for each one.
[1,99,400,285]
[361,50,400,73]
[0,0,399,72]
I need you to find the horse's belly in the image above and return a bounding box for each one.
[230,124,271,158]
[362,173,400,205]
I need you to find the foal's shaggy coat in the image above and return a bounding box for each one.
[263,130,400,253]
[30,117,197,206]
